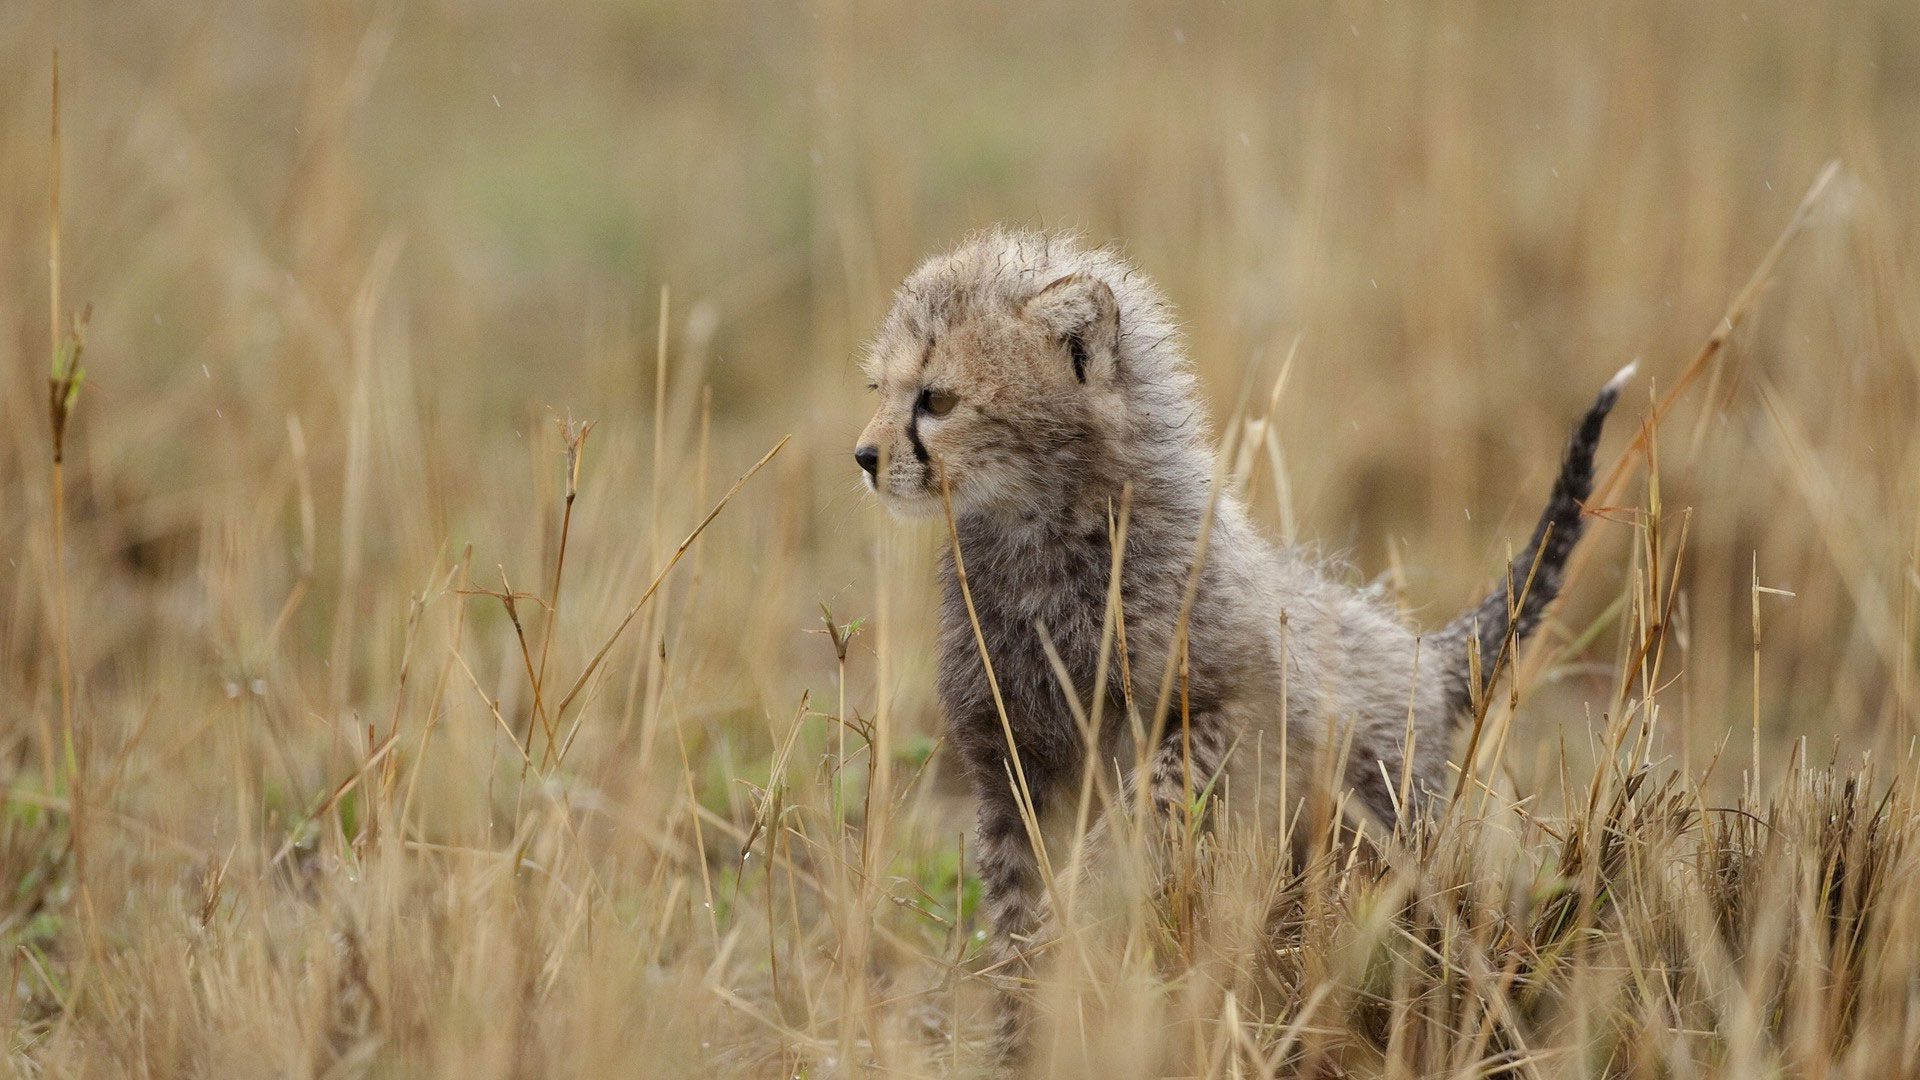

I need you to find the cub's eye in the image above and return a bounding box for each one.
[864,381,878,393]
[919,389,958,417]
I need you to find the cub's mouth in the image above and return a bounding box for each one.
[871,474,946,517]
[859,461,951,518]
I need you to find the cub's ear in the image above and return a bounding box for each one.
[1022,273,1119,384]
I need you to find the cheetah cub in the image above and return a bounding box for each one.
[854,228,1628,1055]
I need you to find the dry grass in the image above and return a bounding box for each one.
[5,2,1920,1076]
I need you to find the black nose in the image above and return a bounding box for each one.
[854,445,880,477]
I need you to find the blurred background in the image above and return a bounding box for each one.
[2,1,1918,1071]
[9,0,1916,776]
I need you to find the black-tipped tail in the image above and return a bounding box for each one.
[1441,363,1634,716]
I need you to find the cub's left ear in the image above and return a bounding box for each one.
[1022,273,1120,384]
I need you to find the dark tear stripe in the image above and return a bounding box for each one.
[906,411,931,464]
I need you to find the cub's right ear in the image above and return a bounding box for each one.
[1022,273,1119,384]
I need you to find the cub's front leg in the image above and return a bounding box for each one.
[957,741,1057,1069]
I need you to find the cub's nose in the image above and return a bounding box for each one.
[854,444,880,477]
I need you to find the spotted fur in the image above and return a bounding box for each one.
[854,228,1626,1064]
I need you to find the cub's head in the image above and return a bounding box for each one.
[854,230,1192,519]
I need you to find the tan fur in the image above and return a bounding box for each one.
[854,228,1621,1065]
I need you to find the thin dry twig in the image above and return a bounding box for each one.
[548,435,790,734]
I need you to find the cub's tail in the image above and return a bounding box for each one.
[1439,363,1635,717]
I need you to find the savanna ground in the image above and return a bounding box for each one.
[5,2,1920,1076]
